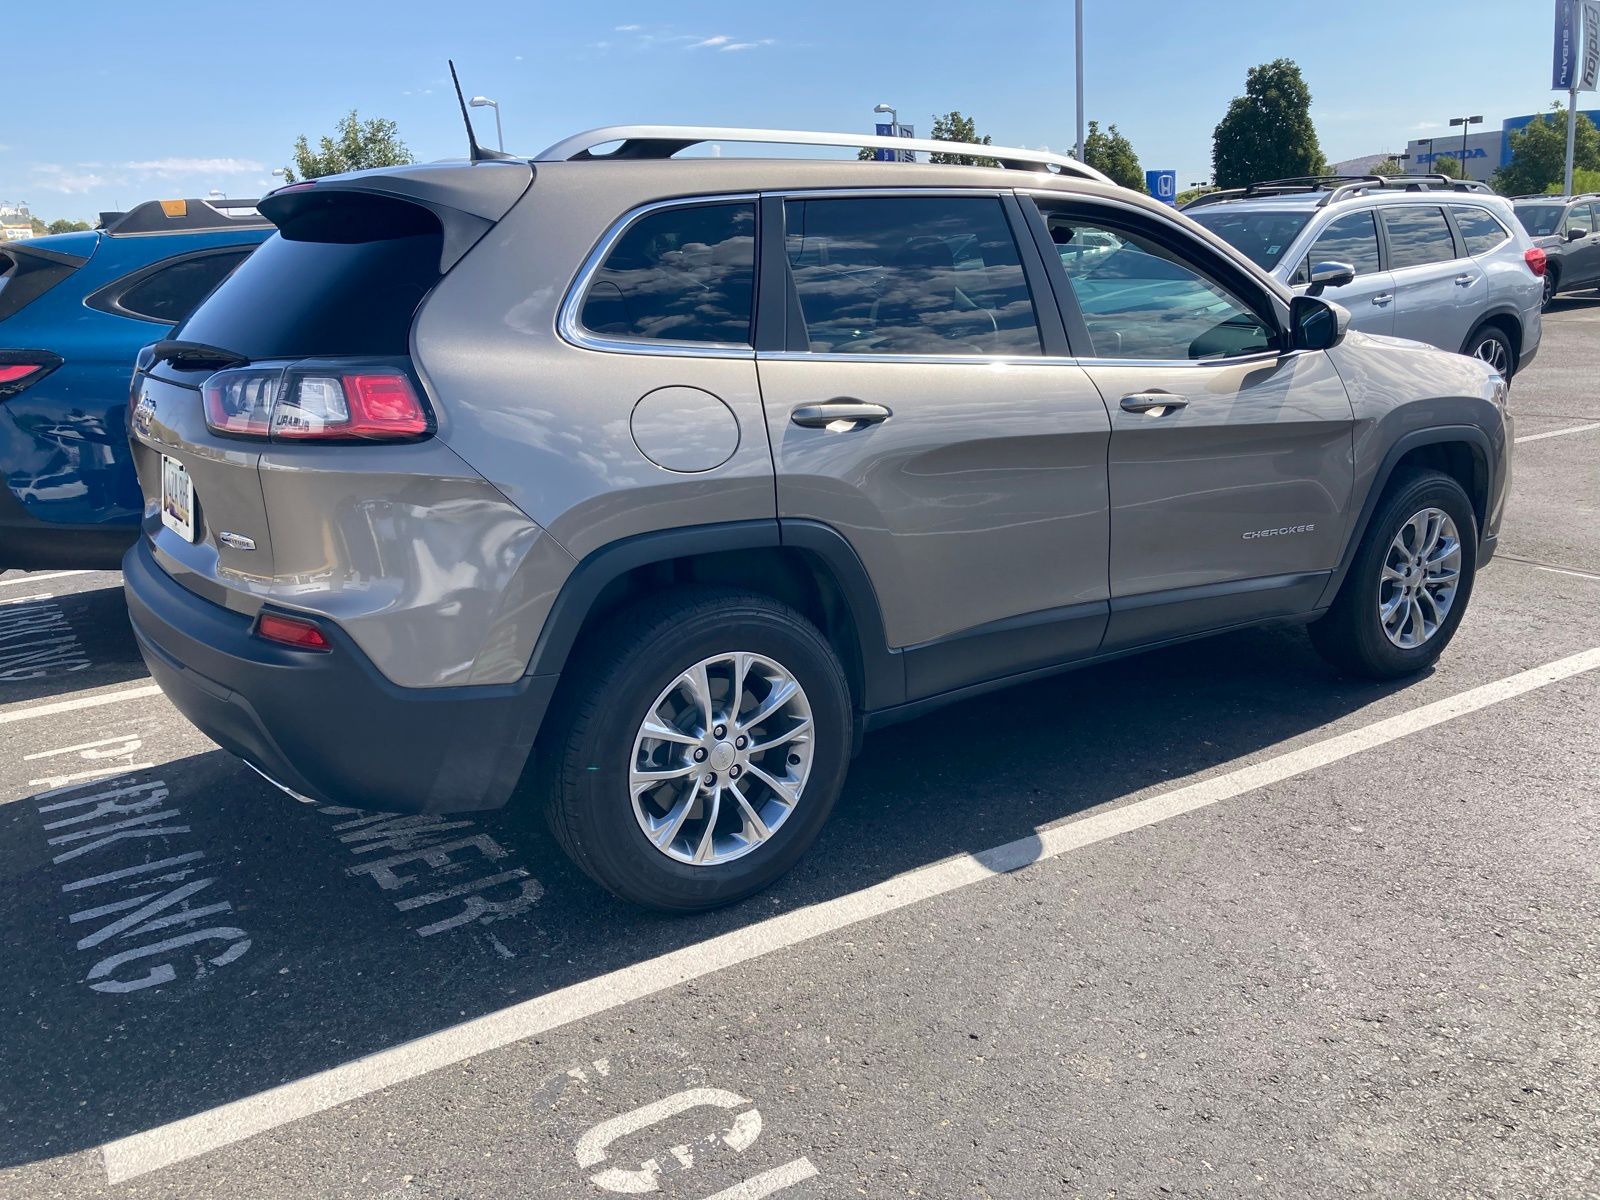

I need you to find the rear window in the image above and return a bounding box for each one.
[0,247,81,324]
[175,195,442,359]
[1513,204,1563,236]
[1186,209,1312,270]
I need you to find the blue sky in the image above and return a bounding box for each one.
[2,0,1567,222]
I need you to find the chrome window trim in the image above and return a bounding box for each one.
[558,192,761,359]
[757,349,1294,370]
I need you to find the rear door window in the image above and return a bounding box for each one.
[577,201,756,345]
[1294,210,1382,283]
[783,195,1041,355]
[1381,207,1457,269]
[114,251,252,324]
[1452,207,1511,256]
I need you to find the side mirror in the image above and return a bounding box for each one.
[1567,226,1589,242]
[1305,260,1356,296]
[1289,295,1349,352]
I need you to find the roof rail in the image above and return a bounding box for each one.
[100,198,270,236]
[1182,173,1496,211]
[533,125,1115,184]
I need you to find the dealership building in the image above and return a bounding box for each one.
[1404,109,1600,183]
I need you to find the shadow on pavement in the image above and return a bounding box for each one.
[0,620,1418,1170]
[0,585,146,706]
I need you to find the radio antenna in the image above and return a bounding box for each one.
[449,60,514,162]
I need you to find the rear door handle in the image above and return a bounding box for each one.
[1371,292,1394,306]
[1119,392,1188,415]
[1455,273,1475,287]
[790,400,892,429]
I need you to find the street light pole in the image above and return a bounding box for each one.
[1074,0,1085,163]
[470,96,504,152]
[1447,114,1482,173]
[872,103,903,161]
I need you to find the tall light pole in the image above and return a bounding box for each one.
[1074,0,1085,163]
[1448,114,1483,172]
[873,102,904,162]
[470,95,504,152]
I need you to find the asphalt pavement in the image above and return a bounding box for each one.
[2,299,1598,1200]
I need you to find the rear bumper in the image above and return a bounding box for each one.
[0,488,136,571]
[123,540,556,814]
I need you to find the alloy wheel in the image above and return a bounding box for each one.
[629,652,814,866]
[1378,507,1462,650]
[1471,334,1509,377]
[1542,273,1555,308]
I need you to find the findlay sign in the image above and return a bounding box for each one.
[1554,0,1600,91]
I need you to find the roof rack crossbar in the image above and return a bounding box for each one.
[533,125,1114,184]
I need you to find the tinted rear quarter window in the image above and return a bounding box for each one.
[784,195,1041,355]
[1381,207,1456,270]
[0,248,80,324]
[116,251,251,324]
[578,202,756,345]
[1452,207,1511,257]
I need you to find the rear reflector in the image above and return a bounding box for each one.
[199,362,431,442]
[255,612,332,651]
[1524,247,1547,277]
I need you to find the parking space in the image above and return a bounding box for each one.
[1,306,1597,1199]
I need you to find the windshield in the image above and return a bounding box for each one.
[1187,208,1312,270]
[1513,204,1564,236]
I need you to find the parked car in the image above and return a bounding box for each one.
[1183,175,1543,380]
[0,199,270,569]
[124,129,1511,911]
[1511,192,1600,308]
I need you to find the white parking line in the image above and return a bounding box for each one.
[98,644,1600,1184]
[0,684,162,726]
[1536,565,1600,582]
[0,570,90,588]
[1515,421,1600,444]
[0,593,52,605]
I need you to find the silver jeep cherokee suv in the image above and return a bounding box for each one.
[125,127,1513,911]
[1185,174,1543,380]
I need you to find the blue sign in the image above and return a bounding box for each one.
[1145,169,1177,205]
[873,122,896,162]
[1556,0,1577,89]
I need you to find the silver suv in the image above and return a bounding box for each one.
[125,128,1513,911]
[1185,175,1543,380]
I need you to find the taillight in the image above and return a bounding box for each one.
[0,352,63,400]
[1524,247,1547,277]
[201,362,431,442]
[254,611,332,651]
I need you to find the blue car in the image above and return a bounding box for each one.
[0,198,270,569]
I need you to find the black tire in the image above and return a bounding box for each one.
[1463,322,1516,381]
[536,587,852,912]
[1309,470,1478,681]
[1540,266,1558,310]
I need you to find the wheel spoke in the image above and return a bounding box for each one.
[684,662,714,733]
[726,652,749,728]
[738,678,800,733]
[692,785,722,863]
[1382,563,1407,583]
[729,781,771,842]
[651,779,702,849]
[1408,596,1427,642]
[630,762,699,792]
[747,717,812,755]
[640,719,700,746]
[745,762,799,806]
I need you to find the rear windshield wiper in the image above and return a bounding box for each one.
[148,340,251,370]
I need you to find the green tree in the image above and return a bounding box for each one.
[1550,166,1600,193]
[1174,186,1212,208]
[28,216,47,237]
[1211,59,1327,187]
[927,110,997,167]
[1492,104,1600,195]
[1429,154,1466,180]
[1081,120,1143,190]
[281,110,414,182]
[46,218,92,234]
[1370,157,1404,177]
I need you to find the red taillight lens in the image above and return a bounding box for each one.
[255,612,332,651]
[1524,247,1547,277]
[201,364,430,442]
[0,352,62,399]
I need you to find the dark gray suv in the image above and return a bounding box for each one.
[1513,193,1600,307]
[124,126,1513,911]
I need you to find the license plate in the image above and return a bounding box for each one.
[160,455,196,542]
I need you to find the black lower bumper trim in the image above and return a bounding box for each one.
[123,540,555,814]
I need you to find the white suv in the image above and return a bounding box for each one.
[1185,175,1543,379]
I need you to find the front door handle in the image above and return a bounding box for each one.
[790,400,893,429]
[1454,273,1475,287]
[1119,391,1189,415]
[1371,292,1394,306]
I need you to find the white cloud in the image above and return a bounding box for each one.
[690,35,731,47]
[124,157,267,175]
[615,23,640,31]
[29,165,109,194]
